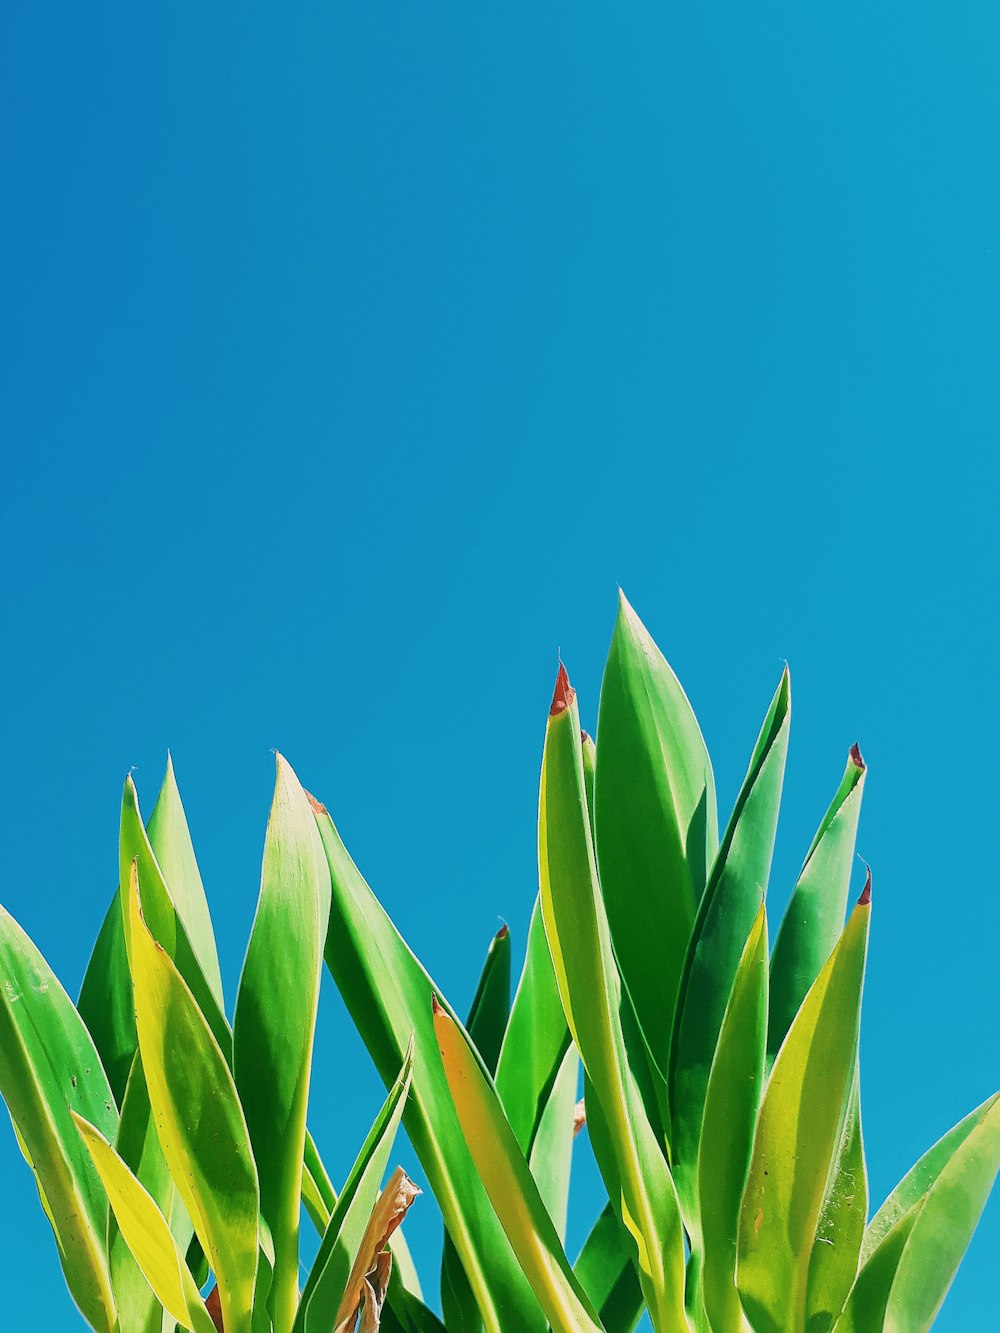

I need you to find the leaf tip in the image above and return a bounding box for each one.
[496,922,509,941]
[858,869,872,906]
[550,663,575,716]
[850,741,865,771]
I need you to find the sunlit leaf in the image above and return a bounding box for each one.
[768,745,866,1061]
[539,665,687,1331]
[313,793,543,1333]
[594,592,717,1107]
[0,903,118,1333]
[128,861,259,1333]
[72,1111,216,1333]
[234,753,331,1333]
[738,883,870,1333]
[434,999,604,1333]
[670,668,790,1223]
[697,903,767,1333]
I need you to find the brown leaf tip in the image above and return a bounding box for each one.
[581,729,591,743]
[550,663,576,716]
[849,742,866,771]
[496,923,510,941]
[206,1286,224,1332]
[431,993,443,1016]
[305,789,328,816]
[858,869,872,906]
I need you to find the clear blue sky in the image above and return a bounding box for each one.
[2,3,998,1328]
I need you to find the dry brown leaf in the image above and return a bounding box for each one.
[333,1167,420,1333]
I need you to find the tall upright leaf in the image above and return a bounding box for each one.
[434,999,605,1333]
[0,904,118,1333]
[313,795,544,1333]
[127,863,259,1333]
[669,668,790,1221]
[441,925,511,1333]
[539,665,688,1332]
[768,745,866,1060]
[696,904,768,1333]
[80,763,229,1105]
[234,754,331,1333]
[594,593,717,1095]
[738,882,870,1333]
[146,754,224,1013]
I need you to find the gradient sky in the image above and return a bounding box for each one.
[2,2,998,1328]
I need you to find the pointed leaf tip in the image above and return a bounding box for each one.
[581,729,590,743]
[496,923,509,941]
[858,871,872,906]
[850,742,865,770]
[550,664,575,716]
[431,993,443,1017]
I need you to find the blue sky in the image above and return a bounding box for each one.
[2,2,998,1328]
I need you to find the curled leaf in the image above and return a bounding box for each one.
[335,1169,421,1333]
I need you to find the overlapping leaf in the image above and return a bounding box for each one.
[594,593,718,1108]
[128,862,259,1333]
[538,665,687,1332]
[0,904,118,1333]
[738,883,870,1333]
[669,668,790,1222]
[434,999,604,1333]
[234,754,331,1333]
[313,795,543,1333]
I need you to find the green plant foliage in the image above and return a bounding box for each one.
[1,597,997,1333]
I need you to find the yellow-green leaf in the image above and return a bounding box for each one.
[128,861,259,1333]
[738,884,870,1333]
[72,1111,216,1333]
[434,999,605,1333]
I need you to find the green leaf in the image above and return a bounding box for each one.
[573,1204,644,1333]
[697,903,768,1333]
[805,1074,867,1332]
[80,764,231,1106]
[833,1211,919,1333]
[79,888,136,1108]
[0,903,118,1333]
[737,884,870,1333]
[526,1041,578,1242]
[146,754,225,1014]
[233,754,331,1333]
[296,1045,413,1333]
[109,1054,193,1333]
[72,1111,216,1333]
[434,999,605,1333]
[836,1092,1000,1332]
[539,665,688,1332]
[594,593,718,1098]
[862,1091,998,1260]
[669,668,790,1222]
[441,924,511,1333]
[768,746,866,1062]
[120,775,231,1060]
[313,794,543,1333]
[495,898,572,1171]
[127,861,259,1333]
